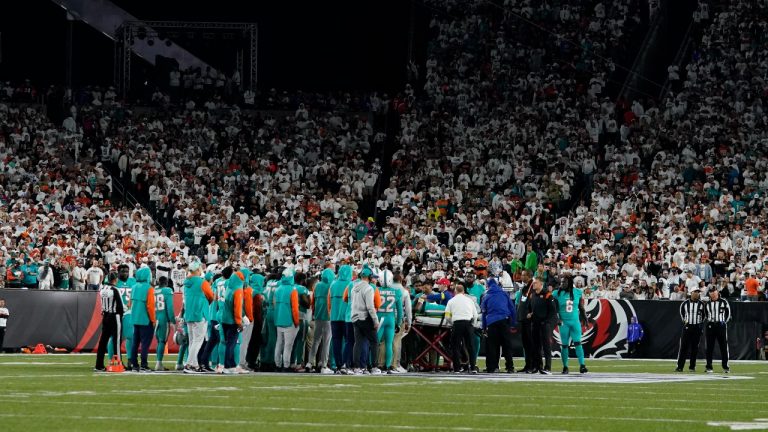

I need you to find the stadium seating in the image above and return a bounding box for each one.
[0,0,764,303]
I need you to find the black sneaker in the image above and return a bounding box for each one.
[470,368,478,375]
[539,369,552,375]
[705,368,713,374]
[688,368,696,373]
[562,367,569,375]
[526,369,537,374]
[140,367,152,373]
[674,368,683,372]
[132,367,140,373]
[203,366,215,373]
[183,365,200,374]
[506,367,516,374]
[517,368,529,374]
[723,368,730,374]
[580,365,588,374]
[93,367,106,372]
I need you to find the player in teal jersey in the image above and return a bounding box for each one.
[376,270,403,373]
[195,271,216,371]
[259,273,280,371]
[329,265,353,373]
[153,276,175,371]
[552,276,588,374]
[212,269,231,373]
[108,264,136,362]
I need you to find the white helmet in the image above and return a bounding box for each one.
[379,269,394,287]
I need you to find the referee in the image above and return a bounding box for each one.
[705,287,731,373]
[94,272,124,371]
[676,286,707,372]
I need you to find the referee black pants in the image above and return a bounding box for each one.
[705,323,729,370]
[677,324,702,370]
[451,320,476,371]
[518,321,534,371]
[486,319,515,372]
[96,313,121,369]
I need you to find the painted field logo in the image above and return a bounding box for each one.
[553,299,637,358]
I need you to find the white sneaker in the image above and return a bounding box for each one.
[395,366,407,374]
[215,365,225,374]
[320,367,334,375]
[223,368,236,375]
[235,366,249,374]
[352,368,364,375]
[370,367,382,375]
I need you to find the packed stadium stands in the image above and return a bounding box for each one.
[0,0,765,306]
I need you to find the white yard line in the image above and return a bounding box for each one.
[0,413,558,432]
[0,398,708,424]
[264,387,768,406]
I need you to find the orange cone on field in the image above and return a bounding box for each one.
[106,355,125,373]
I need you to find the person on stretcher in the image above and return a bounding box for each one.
[413,278,453,316]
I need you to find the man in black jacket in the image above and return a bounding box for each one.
[515,271,535,373]
[527,279,557,374]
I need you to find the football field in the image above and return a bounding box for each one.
[0,355,765,432]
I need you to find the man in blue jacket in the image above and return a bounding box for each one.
[480,278,516,373]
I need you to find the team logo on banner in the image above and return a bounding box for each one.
[553,299,637,358]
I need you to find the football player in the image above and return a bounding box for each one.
[552,276,588,374]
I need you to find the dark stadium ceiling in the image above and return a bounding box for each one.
[1,0,411,91]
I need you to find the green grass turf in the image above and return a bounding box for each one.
[0,355,765,432]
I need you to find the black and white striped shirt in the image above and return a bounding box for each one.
[679,299,706,325]
[100,285,124,315]
[705,298,731,324]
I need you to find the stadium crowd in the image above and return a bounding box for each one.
[0,0,766,303]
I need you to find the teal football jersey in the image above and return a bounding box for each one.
[553,288,583,322]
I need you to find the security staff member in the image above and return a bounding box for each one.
[514,271,535,373]
[705,287,731,373]
[527,279,557,374]
[445,284,478,373]
[676,287,707,372]
[95,273,124,371]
